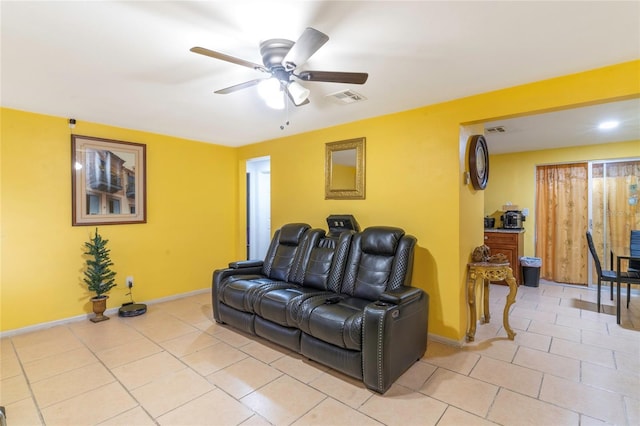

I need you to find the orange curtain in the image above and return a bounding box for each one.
[535,163,589,284]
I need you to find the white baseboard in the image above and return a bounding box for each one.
[428,332,465,348]
[0,288,210,339]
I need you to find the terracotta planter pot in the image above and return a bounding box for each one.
[90,296,110,322]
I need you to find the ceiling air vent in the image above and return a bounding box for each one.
[486,126,506,133]
[327,89,367,104]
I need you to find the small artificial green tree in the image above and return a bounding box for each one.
[83,228,117,298]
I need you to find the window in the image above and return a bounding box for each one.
[108,198,121,214]
[86,194,100,215]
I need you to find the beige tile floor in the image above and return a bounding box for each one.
[1,281,638,426]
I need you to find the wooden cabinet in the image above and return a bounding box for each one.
[484,230,525,285]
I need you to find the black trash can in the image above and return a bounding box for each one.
[520,257,542,287]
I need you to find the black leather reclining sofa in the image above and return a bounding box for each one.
[212,223,429,393]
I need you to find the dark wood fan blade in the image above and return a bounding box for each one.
[282,27,329,70]
[190,47,266,72]
[214,79,265,94]
[297,71,368,84]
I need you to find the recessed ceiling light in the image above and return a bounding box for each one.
[598,120,620,130]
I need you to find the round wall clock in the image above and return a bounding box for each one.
[468,135,489,190]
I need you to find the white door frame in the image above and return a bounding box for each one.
[246,156,271,260]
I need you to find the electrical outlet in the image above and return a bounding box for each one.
[126,276,134,288]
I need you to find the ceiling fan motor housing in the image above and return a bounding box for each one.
[260,39,295,70]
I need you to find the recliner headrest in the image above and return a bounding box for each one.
[278,223,311,245]
[361,226,404,256]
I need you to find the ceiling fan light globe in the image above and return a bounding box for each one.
[257,78,285,109]
[257,78,280,100]
[288,81,310,105]
[265,94,285,110]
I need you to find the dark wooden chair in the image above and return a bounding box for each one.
[586,231,639,313]
[629,230,640,273]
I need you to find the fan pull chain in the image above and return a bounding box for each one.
[280,90,290,130]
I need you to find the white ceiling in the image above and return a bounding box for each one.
[1,1,639,150]
[483,98,640,154]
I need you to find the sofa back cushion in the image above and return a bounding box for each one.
[341,227,416,301]
[301,238,336,290]
[289,230,353,291]
[262,223,311,281]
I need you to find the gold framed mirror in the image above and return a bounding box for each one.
[325,137,366,199]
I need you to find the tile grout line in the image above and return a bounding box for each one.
[67,321,161,425]
[6,338,48,426]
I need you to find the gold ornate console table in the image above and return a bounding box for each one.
[466,262,518,342]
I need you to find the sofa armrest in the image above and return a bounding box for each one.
[229,259,263,269]
[212,263,264,323]
[213,266,263,285]
[379,286,422,305]
[362,290,428,393]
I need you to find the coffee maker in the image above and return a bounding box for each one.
[501,211,525,229]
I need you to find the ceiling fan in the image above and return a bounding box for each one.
[190,27,368,108]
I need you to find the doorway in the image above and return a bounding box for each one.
[535,158,640,285]
[246,156,271,260]
[588,159,640,281]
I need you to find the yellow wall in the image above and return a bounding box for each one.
[2,60,638,340]
[0,108,239,331]
[236,60,640,341]
[486,140,640,256]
